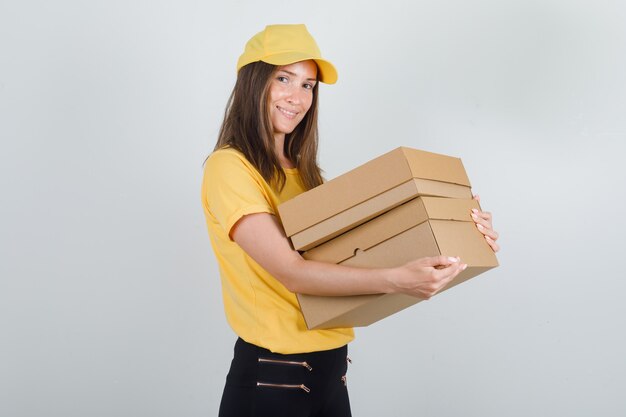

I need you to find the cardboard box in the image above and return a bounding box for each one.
[297,197,499,329]
[278,147,472,251]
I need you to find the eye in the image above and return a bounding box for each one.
[303,82,315,90]
[277,75,288,83]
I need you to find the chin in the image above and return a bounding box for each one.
[276,126,297,135]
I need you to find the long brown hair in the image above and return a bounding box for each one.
[214,61,324,191]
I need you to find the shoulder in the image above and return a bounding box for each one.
[205,147,257,175]
[204,147,267,190]
[207,147,248,167]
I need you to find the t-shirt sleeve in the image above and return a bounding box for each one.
[204,151,274,236]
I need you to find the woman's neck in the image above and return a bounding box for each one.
[273,134,295,169]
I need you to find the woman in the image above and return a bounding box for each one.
[202,24,500,417]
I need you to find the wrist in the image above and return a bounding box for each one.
[378,267,398,294]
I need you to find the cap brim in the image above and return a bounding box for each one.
[261,52,338,84]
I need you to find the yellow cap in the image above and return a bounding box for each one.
[236,24,338,84]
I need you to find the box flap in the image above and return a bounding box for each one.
[290,179,419,251]
[303,197,430,264]
[279,148,412,237]
[303,196,481,264]
[340,221,440,268]
[290,179,472,251]
[279,147,472,238]
[411,178,473,199]
[401,147,471,187]
[429,220,499,267]
[421,196,479,221]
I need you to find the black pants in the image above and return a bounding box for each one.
[218,338,352,417]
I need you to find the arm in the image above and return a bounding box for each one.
[231,212,467,299]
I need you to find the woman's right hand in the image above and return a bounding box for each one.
[387,256,467,299]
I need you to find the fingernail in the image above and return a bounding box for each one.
[471,208,479,214]
[485,236,492,241]
[477,223,484,229]
[471,213,478,220]
[461,263,468,271]
[448,256,459,263]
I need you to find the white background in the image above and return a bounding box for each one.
[1,1,625,416]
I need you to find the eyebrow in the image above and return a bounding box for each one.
[277,69,317,82]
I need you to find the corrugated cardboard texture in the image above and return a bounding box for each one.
[297,197,499,329]
[279,147,472,250]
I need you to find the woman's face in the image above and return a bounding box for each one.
[268,60,318,139]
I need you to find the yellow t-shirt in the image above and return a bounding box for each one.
[201,148,354,354]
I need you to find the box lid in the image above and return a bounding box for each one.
[303,196,480,265]
[278,147,471,239]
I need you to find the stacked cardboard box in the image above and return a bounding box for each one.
[278,147,498,330]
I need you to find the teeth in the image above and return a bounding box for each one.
[278,107,297,117]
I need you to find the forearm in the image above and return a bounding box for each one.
[277,254,394,296]
[232,212,393,296]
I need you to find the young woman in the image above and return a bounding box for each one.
[202,24,500,417]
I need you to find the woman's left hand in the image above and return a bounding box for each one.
[471,195,500,253]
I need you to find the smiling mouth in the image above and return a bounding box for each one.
[277,106,298,119]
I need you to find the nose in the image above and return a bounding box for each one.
[286,85,303,106]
